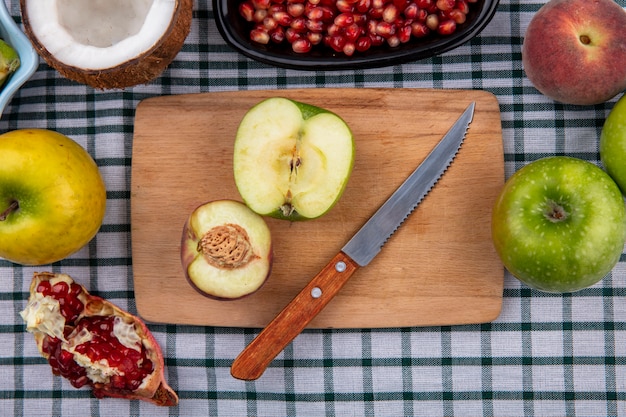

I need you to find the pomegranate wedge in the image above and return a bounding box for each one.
[20,272,178,406]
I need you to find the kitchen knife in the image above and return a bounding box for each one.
[230,101,476,381]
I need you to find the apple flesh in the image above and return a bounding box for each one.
[0,129,106,265]
[233,97,354,221]
[492,156,626,293]
[181,200,272,300]
[522,0,626,105]
[600,93,626,194]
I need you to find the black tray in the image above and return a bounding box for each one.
[214,0,500,70]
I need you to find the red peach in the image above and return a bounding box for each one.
[522,0,626,105]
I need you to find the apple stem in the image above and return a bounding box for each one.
[0,200,18,221]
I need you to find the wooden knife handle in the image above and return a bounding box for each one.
[230,251,359,380]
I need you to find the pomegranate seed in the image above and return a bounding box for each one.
[70,283,82,297]
[382,4,399,23]
[425,13,439,30]
[251,0,271,9]
[306,18,324,32]
[52,282,69,295]
[456,0,469,14]
[376,21,396,37]
[343,42,356,56]
[353,13,368,25]
[368,7,384,19]
[263,16,278,31]
[398,24,412,42]
[269,4,283,13]
[345,23,363,41]
[417,0,433,8]
[253,9,268,22]
[37,281,51,293]
[436,0,455,10]
[437,19,456,34]
[307,31,324,44]
[273,10,293,26]
[292,38,313,52]
[334,12,355,27]
[336,0,354,13]
[356,0,371,13]
[285,27,303,43]
[403,2,419,19]
[287,3,305,17]
[448,8,466,24]
[290,16,307,31]
[369,33,385,46]
[269,26,285,42]
[73,375,89,388]
[327,23,341,36]
[307,6,324,20]
[355,36,372,51]
[250,28,270,44]
[387,35,400,47]
[367,19,378,34]
[328,35,346,52]
[239,1,255,21]
[372,0,385,8]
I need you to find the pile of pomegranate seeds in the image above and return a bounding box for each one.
[239,0,478,56]
[35,281,154,395]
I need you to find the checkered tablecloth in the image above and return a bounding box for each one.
[1,0,625,416]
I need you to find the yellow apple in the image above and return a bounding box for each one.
[0,129,106,265]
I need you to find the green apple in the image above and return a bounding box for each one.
[0,129,106,265]
[181,200,273,300]
[600,94,626,194]
[0,39,20,88]
[233,97,354,221]
[491,156,626,293]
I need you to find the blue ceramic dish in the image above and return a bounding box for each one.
[0,2,38,117]
[214,0,500,70]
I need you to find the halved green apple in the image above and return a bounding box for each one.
[180,200,272,300]
[233,97,354,221]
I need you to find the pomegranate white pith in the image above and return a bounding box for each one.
[240,0,479,56]
[20,272,178,406]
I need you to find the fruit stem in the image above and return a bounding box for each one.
[0,200,18,221]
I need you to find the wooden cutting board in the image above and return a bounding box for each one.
[131,88,504,328]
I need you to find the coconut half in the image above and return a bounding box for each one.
[20,0,192,89]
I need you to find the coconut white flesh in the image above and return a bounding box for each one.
[24,0,176,70]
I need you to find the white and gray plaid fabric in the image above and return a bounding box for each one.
[1,0,625,416]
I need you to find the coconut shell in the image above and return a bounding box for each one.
[19,0,193,89]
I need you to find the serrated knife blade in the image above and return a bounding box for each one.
[343,101,475,266]
[231,102,475,381]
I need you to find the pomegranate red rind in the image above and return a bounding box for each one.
[20,272,178,406]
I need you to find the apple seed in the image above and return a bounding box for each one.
[0,200,19,221]
[197,223,257,269]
